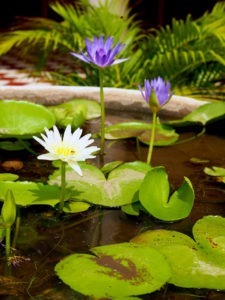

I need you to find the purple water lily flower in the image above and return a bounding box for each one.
[71,36,128,68]
[139,77,172,113]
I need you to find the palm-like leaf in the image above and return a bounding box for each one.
[138,3,225,99]
[0,1,225,99]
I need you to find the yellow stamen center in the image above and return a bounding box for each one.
[55,146,76,157]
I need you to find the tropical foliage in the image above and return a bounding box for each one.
[0,1,225,99]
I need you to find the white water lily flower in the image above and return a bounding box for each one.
[33,125,99,176]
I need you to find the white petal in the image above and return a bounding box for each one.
[63,125,72,145]
[37,153,58,161]
[68,161,83,176]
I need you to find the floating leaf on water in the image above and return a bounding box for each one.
[101,160,124,176]
[167,102,225,127]
[55,242,171,298]
[0,173,19,181]
[49,161,151,207]
[131,229,196,248]
[48,99,101,129]
[0,181,61,207]
[0,100,55,138]
[105,122,178,146]
[63,200,90,213]
[189,157,210,164]
[193,215,225,265]
[131,215,225,290]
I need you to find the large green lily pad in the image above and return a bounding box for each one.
[131,215,225,290]
[55,242,171,298]
[0,100,55,137]
[49,161,151,207]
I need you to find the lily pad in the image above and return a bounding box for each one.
[193,215,225,265]
[63,200,90,213]
[204,166,225,183]
[131,216,225,290]
[0,100,55,138]
[105,122,178,146]
[0,173,19,181]
[167,102,225,127]
[55,242,171,298]
[131,229,196,248]
[49,161,151,207]
[48,99,101,129]
[139,166,195,221]
[160,244,225,290]
[0,181,61,207]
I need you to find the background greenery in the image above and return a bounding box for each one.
[0,0,225,100]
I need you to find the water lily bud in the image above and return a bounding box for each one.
[1,189,16,227]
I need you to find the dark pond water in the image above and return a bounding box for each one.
[0,111,225,299]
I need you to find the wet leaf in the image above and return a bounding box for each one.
[204,166,225,176]
[55,242,171,298]
[190,157,210,164]
[0,100,55,138]
[204,166,225,183]
[0,181,61,207]
[105,122,178,146]
[168,102,225,127]
[122,202,143,216]
[193,215,225,265]
[131,216,225,290]
[131,229,196,248]
[48,99,101,129]
[49,161,151,207]
[101,160,123,176]
[160,244,225,290]
[139,166,195,221]
[0,173,19,181]
[63,200,90,213]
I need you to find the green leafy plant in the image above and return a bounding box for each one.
[0,0,143,88]
[0,2,225,98]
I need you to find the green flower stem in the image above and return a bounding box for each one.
[59,161,66,213]
[5,226,11,259]
[12,207,21,249]
[147,111,157,165]
[99,68,105,156]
